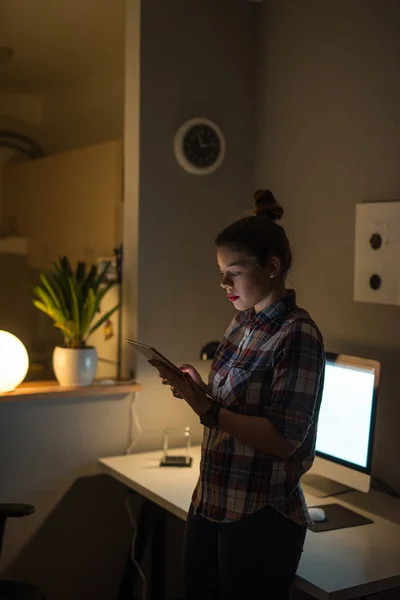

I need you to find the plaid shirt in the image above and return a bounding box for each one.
[192,289,325,527]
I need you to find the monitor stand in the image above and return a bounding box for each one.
[303,473,352,498]
[303,474,373,532]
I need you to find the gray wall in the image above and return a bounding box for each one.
[126,0,261,449]
[255,0,400,491]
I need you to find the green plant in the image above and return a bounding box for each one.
[33,256,119,349]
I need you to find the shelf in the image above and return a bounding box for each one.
[0,236,28,255]
[0,380,142,404]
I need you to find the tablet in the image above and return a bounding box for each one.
[126,339,215,399]
[127,339,185,379]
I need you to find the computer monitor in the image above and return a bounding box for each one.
[311,352,379,493]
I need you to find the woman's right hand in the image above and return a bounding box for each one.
[179,364,206,387]
[179,364,208,389]
[159,364,207,398]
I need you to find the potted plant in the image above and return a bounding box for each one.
[32,256,119,386]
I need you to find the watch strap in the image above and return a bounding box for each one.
[200,400,222,428]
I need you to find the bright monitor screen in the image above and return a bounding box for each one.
[316,359,376,470]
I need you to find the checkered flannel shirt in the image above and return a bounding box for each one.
[192,289,325,526]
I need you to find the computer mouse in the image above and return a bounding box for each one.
[309,507,326,522]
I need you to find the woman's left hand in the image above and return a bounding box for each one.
[149,360,210,416]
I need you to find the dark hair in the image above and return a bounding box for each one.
[215,189,292,276]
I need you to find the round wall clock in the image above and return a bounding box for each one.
[173,117,225,175]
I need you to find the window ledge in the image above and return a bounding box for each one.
[0,380,142,404]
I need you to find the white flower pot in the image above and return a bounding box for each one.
[53,346,98,387]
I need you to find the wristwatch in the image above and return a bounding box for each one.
[200,401,222,428]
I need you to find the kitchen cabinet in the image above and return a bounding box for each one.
[1,139,123,270]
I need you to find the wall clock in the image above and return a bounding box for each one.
[173,117,225,175]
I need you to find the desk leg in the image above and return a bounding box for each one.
[118,496,167,600]
[150,507,166,600]
[118,498,152,600]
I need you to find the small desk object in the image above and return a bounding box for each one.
[99,446,400,600]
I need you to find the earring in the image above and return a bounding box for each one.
[269,273,275,279]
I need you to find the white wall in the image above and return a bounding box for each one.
[123,0,261,450]
[0,92,43,129]
[0,13,127,599]
[42,71,124,153]
[0,392,135,599]
[0,92,44,226]
[0,76,123,156]
[255,0,400,491]
[0,48,126,600]
[0,94,45,353]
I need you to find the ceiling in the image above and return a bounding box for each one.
[0,0,125,94]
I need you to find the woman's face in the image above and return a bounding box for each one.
[217,246,278,313]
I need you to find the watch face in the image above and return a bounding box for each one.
[183,124,221,169]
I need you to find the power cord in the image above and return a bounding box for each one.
[372,476,400,499]
[124,494,148,600]
[126,392,142,455]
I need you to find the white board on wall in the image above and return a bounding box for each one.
[354,201,400,306]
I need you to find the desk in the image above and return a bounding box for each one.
[99,446,400,600]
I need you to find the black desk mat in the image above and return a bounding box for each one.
[308,502,373,533]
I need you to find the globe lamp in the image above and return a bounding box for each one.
[0,330,29,392]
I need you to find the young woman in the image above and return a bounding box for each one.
[151,190,325,600]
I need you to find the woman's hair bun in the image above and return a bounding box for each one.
[253,189,284,222]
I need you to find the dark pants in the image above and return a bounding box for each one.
[182,504,307,600]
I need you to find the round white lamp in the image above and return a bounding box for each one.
[0,330,29,392]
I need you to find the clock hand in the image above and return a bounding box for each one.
[195,132,204,147]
